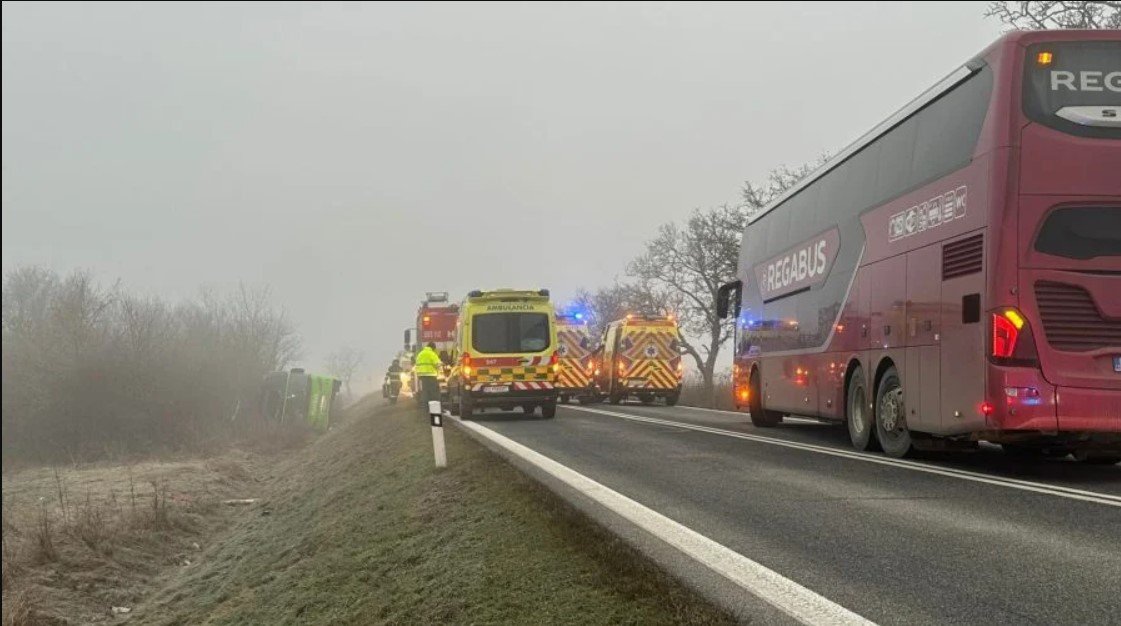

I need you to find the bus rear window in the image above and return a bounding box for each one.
[1023,41,1121,139]
[472,313,550,353]
[1034,207,1121,260]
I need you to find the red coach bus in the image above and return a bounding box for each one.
[718,30,1120,462]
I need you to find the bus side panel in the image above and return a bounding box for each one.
[940,236,988,434]
[905,243,942,433]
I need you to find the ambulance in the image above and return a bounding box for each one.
[447,289,559,418]
[555,313,598,403]
[595,314,683,405]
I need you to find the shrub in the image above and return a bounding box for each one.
[2,268,300,463]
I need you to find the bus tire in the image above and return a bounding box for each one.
[541,400,557,419]
[874,366,912,458]
[1073,450,1121,465]
[1002,444,1070,459]
[846,366,876,451]
[748,370,782,427]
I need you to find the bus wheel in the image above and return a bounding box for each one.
[846,366,876,451]
[748,370,782,427]
[541,400,557,419]
[874,366,912,458]
[1073,450,1121,465]
[1002,444,1070,459]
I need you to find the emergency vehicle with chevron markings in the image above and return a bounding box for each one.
[555,313,599,403]
[595,315,684,405]
[447,289,560,419]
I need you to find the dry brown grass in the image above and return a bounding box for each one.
[0,429,298,625]
[678,376,736,411]
[1,584,38,626]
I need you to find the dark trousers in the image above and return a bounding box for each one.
[417,376,440,413]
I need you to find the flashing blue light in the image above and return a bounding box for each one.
[574,313,584,320]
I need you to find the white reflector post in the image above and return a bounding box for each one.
[429,401,446,468]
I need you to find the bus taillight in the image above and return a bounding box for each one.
[991,308,1039,365]
[992,313,1020,358]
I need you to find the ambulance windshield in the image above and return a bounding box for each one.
[472,313,551,353]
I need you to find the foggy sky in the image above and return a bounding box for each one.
[2,2,1002,386]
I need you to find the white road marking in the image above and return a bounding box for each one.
[653,403,821,424]
[450,413,876,626]
[568,405,1121,508]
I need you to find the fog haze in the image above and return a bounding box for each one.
[2,2,1002,383]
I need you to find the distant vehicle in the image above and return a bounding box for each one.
[554,313,599,403]
[407,292,459,404]
[260,368,341,431]
[595,314,684,405]
[446,289,559,418]
[719,30,1120,463]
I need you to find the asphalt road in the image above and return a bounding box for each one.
[462,402,1121,626]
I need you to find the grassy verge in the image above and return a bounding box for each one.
[141,397,735,625]
[2,437,297,625]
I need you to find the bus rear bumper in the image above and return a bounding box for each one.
[985,368,1120,438]
[1055,386,1121,433]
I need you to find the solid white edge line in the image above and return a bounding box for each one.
[658,403,820,424]
[450,413,876,626]
[567,405,1121,507]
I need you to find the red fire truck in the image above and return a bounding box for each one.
[410,292,459,403]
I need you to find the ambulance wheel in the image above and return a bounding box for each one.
[609,390,624,405]
[522,404,538,415]
[665,392,679,407]
[748,370,783,427]
[639,393,654,405]
[541,401,557,419]
[459,393,474,420]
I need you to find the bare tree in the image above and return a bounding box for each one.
[628,205,745,398]
[325,347,364,396]
[985,1,1121,29]
[741,156,829,218]
[568,283,660,339]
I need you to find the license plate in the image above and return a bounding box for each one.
[483,385,508,394]
[627,380,646,388]
[1114,356,1121,373]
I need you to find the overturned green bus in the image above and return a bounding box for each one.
[260,368,341,431]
